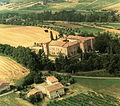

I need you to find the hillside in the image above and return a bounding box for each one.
[0,0,120,12]
[0,25,58,47]
[0,56,29,84]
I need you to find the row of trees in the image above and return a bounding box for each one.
[0,10,119,26]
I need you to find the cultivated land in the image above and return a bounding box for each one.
[0,25,58,47]
[0,56,29,84]
[41,21,120,35]
[0,78,119,106]
[74,78,120,99]
[1,0,120,13]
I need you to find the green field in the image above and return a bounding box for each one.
[77,26,103,33]
[41,22,104,35]
[81,0,120,10]
[74,77,120,97]
[0,93,33,106]
[1,0,120,13]
[96,23,120,29]
[47,92,120,106]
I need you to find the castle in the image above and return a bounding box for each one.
[33,34,95,58]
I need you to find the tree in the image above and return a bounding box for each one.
[43,0,48,5]
[50,31,54,40]
[106,55,120,76]
[28,93,42,104]
[58,31,63,38]
[34,72,43,84]
[94,32,112,53]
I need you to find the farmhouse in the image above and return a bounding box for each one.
[35,76,65,99]
[0,81,10,93]
[45,83,65,99]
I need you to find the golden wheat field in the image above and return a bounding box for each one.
[0,56,29,84]
[0,24,59,47]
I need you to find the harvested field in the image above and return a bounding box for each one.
[0,56,29,84]
[0,25,58,47]
[54,22,81,28]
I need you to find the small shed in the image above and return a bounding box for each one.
[27,89,43,98]
[46,76,58,85]
[0,81,10,93]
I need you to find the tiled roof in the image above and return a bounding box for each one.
[27,89,42,96]
[45,83,64,92]
[46,76,58,83]
[49,40,79,48]
[67,35,95,42]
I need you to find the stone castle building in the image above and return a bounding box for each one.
[33,35,95,57]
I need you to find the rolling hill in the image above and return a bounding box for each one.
[0,0,120,12]
[0,25,58,47]
[0,56,29,84]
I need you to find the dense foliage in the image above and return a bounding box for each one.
[54,32,120,76]
[28,93,42,104]
[0,10,119,26]
[94,32,120,54]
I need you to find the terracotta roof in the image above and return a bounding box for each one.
[46,76,58,83]
[49,40,79,48]
[63,41,79,48]
[45,83,64,92]
[67,35,95,42]
[27,89,42,96]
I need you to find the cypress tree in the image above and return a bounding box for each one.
[50,31,54,40]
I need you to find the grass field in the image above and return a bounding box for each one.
[77,26,103,33]
[22,0,120,12]
[0,93,33,106]
[0,24,58,47]
[1,0,120,13]
[0,56,29,84]
[96,23,120,30]
[74,77,120,99]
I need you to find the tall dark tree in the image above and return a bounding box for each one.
[50,31,54,40]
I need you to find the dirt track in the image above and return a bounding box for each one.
[73,76,120,80]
